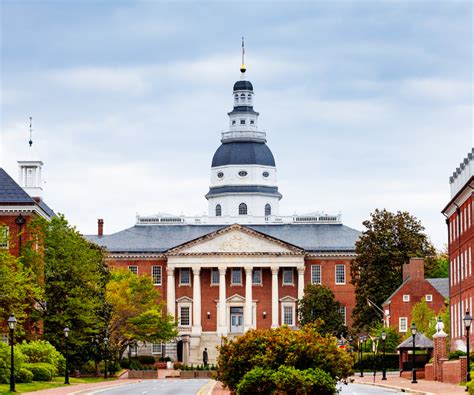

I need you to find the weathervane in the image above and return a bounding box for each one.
[240,36,246,73]
[28,117,33,147]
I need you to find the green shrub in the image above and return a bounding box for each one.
[217,324,353,392]
[138,355,155,365]
[16,367,33,383]
[81,360,97,374]
[18,340,65,374]
[0,342,26,384]
[449,350,466,360]
[129,360,143,370]
[120,358,130,369]
[23,362,56,381]
[295,367,336,395]
[467,379,474,395]
[236,367,275,395]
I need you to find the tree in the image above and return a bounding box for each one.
[106,269,177,360]
[411,298,436,338]
[350,209,435,332]
[25,215,110,370]
[424,250,449,278]
[0,251,43,336]
[297,284,345,335]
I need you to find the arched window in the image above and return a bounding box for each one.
[215,204,222,217]
[239,203,247,215]
[265,204,271,216]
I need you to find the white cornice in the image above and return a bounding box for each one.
[0,205,51,220]
[443,187,474,217]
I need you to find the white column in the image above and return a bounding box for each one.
[244,266,253,331]
[166,266,175,317]
[297,266,305,300]
[218,266,227,336]
[271,266,279,328]
[192,267,202,334]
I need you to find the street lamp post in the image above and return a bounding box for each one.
[411,323,417,384]
[373,336,379,382]
[464,311,472,390]
[359,336,364,377]
[8,314,17,393]
[104,337,109,380]
[64,327,70,384]
[381,330,387,380]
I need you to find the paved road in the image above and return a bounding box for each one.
[84,379,210,395]
[339,382,402,394]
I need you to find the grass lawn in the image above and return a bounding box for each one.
[0,376,117,395]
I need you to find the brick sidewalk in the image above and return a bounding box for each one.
[352,374,467,394]
[22,379,141,395]
[211,381,230,395]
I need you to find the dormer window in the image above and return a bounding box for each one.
[232,120,236,125]
[250,120,254,125]
[240,119,245,125]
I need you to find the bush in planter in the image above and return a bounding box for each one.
[129,360,143,370]
[16,367,33,383]
[23,362,56,381]
[138,355,156,365]
[217,323,352,392]
[173,362,183,370]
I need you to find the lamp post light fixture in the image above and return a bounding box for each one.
[411,322,417,384]
[358,336,364,377]
[103,337,109,380]
[381,330,387,380]
[373,336,379,382]
[8,314,17,393]
[464,311,472,389]
[64,327,70,384]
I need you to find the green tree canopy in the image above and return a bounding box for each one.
[25,215,110,369]
[297,284,345,335]
[0,251,43,336]
[350,209,435,332]
[424,250,449,278]
[106,269,176,359]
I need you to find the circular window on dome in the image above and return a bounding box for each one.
[262,171,269,178]
[217,172,224,179]
[238,170,248,177]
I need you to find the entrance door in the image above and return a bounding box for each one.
[230,307,244,333]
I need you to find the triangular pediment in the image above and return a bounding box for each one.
[227,294,245,303]
[167,224,304,255]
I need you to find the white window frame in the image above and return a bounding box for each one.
[399,317,408,332]
[128,265,138,275]
[311,265,321,284]
[335,264,346,285]
[151,343,162,355]
[252,268,262,285]
[231,268,242,285]
[281,303,295,326]
[178,304,192,327]
[425,294,433,302]
[180,268,191,286]
[403,294,410,302]
[211,268,219,285]
[0,226,9,249]
[152,265,162,286]
[338,305,347,325]
[282,268,294,285]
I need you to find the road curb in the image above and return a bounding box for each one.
[352,380,434,395]
[197,379,217,395]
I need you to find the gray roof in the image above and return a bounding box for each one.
[85,223,361,253]
[0,168,34,203]
[397,332,433,349]
[426,278,449,299]
[212,142,276,167]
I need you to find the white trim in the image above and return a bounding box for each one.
[399,317,408,332]
[282,267,294,285]
[311,264,321,284]
[0,225,9,249]
[403,294,410,302]
[281,302,295,326]
[151,265,162,286]
[178,301,192,327]
[231,268,243,285]
[335,264,346,285]
[0,205,52,220]
[425,294,433,302]
[179,268,191,285]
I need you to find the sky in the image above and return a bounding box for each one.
[0,0,472,249]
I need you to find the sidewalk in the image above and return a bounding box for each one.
[22,379,141,395]
[352,373,467,394]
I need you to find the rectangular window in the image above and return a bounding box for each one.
[231,268,242,285]
[335,264,346,284]
[426,294,433,302]
[399,317,408,332]
[128,265,138,275]
[179,306,190,326]
[152,266,162,285]
[240,119,245,125]
[283,268,294,285]
[0,226,9,249]
[151,343,162,354]
[338,305,347,325]
[211,268,219,285]
[403,294,410,302]
[25,167,36,187]
[252,268,262,284]
[311,265,321,284]
[180,268,191,285]
[283,306,294,326]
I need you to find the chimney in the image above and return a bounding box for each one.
[403,257,425,282]
[98,219,104,236]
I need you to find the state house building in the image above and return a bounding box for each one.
[85,62,361,363]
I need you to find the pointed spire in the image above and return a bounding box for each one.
[240,37,246,74]
[28,117,33,147]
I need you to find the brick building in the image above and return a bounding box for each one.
[382,258,448,335]
[86,61,361,363]
[442,148,474,350]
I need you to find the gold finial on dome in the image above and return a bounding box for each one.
[240,36,246,73]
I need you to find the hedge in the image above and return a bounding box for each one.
[23,362,56,381]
